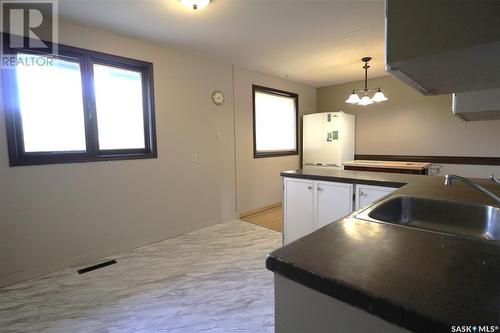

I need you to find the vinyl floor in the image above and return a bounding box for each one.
[0,219,282,333]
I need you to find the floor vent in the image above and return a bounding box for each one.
[77,259,117,274]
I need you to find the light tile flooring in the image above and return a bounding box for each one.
[0,220,282,333]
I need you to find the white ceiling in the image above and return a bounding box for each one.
[59,0,386,87]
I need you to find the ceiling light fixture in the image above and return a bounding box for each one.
[180,0,210,10]
[345,57,388,106]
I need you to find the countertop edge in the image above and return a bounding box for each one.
[266,253,448,333]
[280,171,407,188]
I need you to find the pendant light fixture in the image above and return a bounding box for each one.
[345,57,388,106]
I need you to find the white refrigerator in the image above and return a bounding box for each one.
[302,112,355,170]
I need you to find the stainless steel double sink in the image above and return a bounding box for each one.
[356,195,500,241]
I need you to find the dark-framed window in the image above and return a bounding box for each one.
[1,39,157,166]
[252,85,298,158]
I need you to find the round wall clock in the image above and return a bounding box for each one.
[211,90,225,105]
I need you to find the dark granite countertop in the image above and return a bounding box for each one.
[267,168,500,332]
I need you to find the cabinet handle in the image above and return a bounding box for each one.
[307,186,313,190]
[317,186,323,191]
[359,190,366,196]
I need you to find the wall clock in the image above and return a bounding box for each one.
[211,90,225,105]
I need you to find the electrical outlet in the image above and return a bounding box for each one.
[428,164,442,175]
[192,153,198,162]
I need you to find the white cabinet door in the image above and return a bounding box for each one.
[284,178,315,244]
[355,184,396,210]
[316,182,353,228]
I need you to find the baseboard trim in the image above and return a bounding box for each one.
[240,202,282,219]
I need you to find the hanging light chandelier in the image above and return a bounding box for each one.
[345,57,388,106]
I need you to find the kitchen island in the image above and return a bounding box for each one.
[267,168,500,333]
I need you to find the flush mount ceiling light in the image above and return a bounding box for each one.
[345,57,388,106]
[180,0,211,10]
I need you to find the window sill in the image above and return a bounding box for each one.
[253,151,298,159]
[8,151,158,167]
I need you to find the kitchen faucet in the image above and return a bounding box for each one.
[444,174,500,203]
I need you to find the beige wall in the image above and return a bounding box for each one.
[318,75,500,177]
[234,68,316,214]
[0,21,236,285]
[0,21,315,286]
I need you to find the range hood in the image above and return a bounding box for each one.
[452,88,500,121]
[386,0,500,96]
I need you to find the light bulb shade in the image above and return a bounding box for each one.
[345,92,360,104]
[372,90,388,102]
[180,0,210,10]
[358,95,373,106]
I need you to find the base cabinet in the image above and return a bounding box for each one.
[316,181,354,229]
[355,184,396,210]
[284,178,353,244]
[283,178,316,244]
[274,274,409,333]
[283,178,398,244]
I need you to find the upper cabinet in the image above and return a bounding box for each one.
[385,0,500,96]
